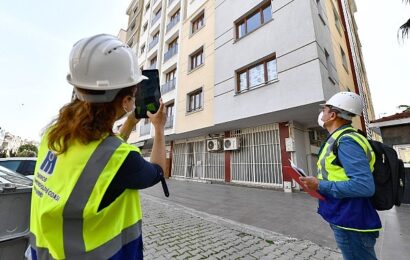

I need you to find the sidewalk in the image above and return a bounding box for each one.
[141,195,341,259]
[141,179,410,260]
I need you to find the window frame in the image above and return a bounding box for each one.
[340,46,348,72]
[166,68,177,82]
[189,47,204,72]
[236,53,278,93]
[187,88,203,113]
[191,11,205,35]
[235,1,272,39]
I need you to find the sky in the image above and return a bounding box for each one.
[0,0,409,142]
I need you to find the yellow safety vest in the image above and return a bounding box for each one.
[30,134,142,259]
[317,126,381,232]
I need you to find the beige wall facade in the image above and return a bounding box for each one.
[175,0,215,134]
[325,0,361,130]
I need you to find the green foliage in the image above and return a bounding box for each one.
[16,144,38,157]
[17,150,37,157]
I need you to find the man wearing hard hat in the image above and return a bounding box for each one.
[29,34,167,259]
[300,92,381,260]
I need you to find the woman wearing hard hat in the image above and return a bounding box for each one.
[29,34,167,260]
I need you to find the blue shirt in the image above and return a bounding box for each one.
[318,126,375,199]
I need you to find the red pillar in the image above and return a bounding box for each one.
[279,122,292,182]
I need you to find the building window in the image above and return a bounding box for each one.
[189,47,204,71]
[187,88,203,112]
[166,102,175,117]
[133,5,138,14]
[171,9,180,22]
[340,46,348,72]
[150,56,157,68]
[324,49,335,84]
[145,3,150,12]
[236,1,272,39]
[236,55,277,93]
[169,37,178,49]
[166,68,177,82]
[394,144,410,167]
[140,44,146,54]
[191,11,205,34]
[333,5,342,34]
[143,22,148,32]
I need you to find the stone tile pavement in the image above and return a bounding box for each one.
[141,194,342,259]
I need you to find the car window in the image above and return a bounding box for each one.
[0,161,21,171]
[22,160,37,175]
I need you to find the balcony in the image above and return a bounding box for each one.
[166,15,180,32]
[140,123,151,136]
[148,38,159,51]
[165,116,174,129]
[148,63,157,70]
[153,0,159,5]
[163,45,178,62]
[161,78,176,94]
[168,0,176,6]
[151,12,161,25]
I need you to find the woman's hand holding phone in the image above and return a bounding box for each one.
[147,99,166,130]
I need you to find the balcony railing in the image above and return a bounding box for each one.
[148,38,159,51]
[163,45,178,62]
[168,0,176,6]
[140,124,151,136]
[151,12,161,25]
[166,15,180,32]
[161,78,176,94]
[165,116,174,129]
[148,63,157,70]
[153,0,159,5]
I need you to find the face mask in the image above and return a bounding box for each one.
[318,111,325,128]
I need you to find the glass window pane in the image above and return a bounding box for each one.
[237,22,246,38]
[195,93,200,109]
[263,5,272,22]
[239,72,247,91]
[246,12,261,33]
[249,64,264,87]
[267,59,278,81]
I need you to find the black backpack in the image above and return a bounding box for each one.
[332,129,406,211]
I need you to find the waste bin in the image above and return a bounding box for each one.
[0,166,32,260]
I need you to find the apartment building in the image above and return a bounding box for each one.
[122,0,376,188]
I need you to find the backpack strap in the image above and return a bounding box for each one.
[332,128,357,166]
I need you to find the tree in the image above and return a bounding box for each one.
[17,144,38,157]
[398,1,410,40]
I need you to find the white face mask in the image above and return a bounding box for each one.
[318,111,325,128]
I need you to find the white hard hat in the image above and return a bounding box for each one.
[67,34,147,102]
[324,92,363,116]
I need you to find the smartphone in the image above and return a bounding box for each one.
[134,69,161,118]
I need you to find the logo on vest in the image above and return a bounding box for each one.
[40,151,57,175]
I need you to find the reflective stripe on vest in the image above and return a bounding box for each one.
[317,127,375,182]
[30,136,142,259]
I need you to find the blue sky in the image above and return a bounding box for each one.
[0,0,409,141]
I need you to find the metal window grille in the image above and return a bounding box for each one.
[230,124,282,186]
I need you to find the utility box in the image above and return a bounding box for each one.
[0,166,32,260]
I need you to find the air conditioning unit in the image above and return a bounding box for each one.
[207,139,222,152]
[223,137,240,151]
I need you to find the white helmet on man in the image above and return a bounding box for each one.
[323,92,363,119]
[67,34,147,103]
